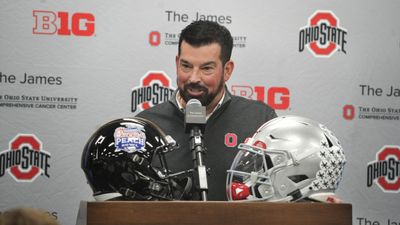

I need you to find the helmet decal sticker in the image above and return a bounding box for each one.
[313,144,346,191]
[114,125,146,153]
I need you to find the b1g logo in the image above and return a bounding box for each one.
[0,134,51,182]
[299,10,347,57]
[33,10,95,36]
[367,146,400,192]
[131,71,175,112]
[231,85,290,110]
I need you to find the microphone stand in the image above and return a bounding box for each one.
[189,126,208,201]
[184,99,208,201]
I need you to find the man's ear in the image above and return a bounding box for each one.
[175,55,179,72]
[224,60,234,82]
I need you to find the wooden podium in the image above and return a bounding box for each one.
[77,201,352,225]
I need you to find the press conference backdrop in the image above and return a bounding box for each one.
[1,1,399,224]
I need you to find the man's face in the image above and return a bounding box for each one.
[176,41,231,106]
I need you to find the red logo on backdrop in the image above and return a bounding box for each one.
[33,10,95,36]
[343,105,355,120]
[231,85,290,110]
[0,134,51,182]
[131,71,175,112]
[149,31,161,46]
[367,146,400,192]
[299,10,347,57]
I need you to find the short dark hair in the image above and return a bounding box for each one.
[178,20,233,65]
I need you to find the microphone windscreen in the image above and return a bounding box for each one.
[184,99,206,133]
[187,98,202,107]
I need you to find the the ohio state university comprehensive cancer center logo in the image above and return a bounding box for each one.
[0,134,51,182]
[131,71,175,112]
[367,146,400,193]
[299,10,347,57]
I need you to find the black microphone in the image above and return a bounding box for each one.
[184,99,206,133]
[184,98,208,201]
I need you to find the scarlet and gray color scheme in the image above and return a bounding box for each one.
[0,1,399,225]
[227,116,346,202]
[137,88,277,200]
[0,134,50,182]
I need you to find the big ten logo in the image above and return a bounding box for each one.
[131,71,175,112]
[33,10,95,36]
[343,104,355,120]
[231,85,290,110]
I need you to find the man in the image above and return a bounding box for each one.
[137,20,277,200]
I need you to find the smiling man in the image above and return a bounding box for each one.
[137,20,277,200]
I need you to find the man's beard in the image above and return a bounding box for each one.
[179,80,224,106]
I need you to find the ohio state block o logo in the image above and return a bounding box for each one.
[141,72,170,110]
[131,71,175,112]
[309,11,338,56]
[377,146,400,192]
[10,135,42,181]
[343,105,355,120]
[299,10,347,58]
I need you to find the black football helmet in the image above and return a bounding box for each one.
[82,117,192,201]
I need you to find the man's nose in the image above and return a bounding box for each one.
[188,68,201,83]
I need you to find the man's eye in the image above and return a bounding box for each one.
[202,67,215,74]
[180,64,192,72]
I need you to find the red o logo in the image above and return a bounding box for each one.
[224,133,238,148]
[377,147,400,192]
[309,11,338,56]
[9,135,42,181]
[343,105,355,120]
[141,72,170,110]
[149,31,161,46]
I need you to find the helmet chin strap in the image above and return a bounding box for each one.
[267,196,293,202]
[119,187,152,200]
[285,185,314,202]
[267,184,314,202]
[94,192,123,201]
[307,192,338,203]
